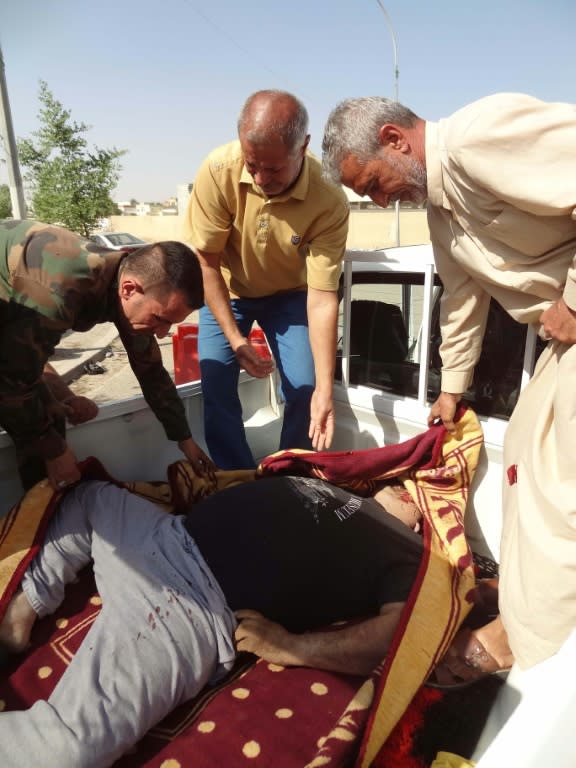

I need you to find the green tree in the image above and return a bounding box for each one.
[18,81,126,236]
[0,184,12,218]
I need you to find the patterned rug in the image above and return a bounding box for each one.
[0,407,488,766]
[0,565,501,768]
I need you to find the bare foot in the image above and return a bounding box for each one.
[474,615,514,670]
[429,616,514,688]
[0,589,37,654]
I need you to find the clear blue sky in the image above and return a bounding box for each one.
[1,0,574,203]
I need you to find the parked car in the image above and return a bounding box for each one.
[89,232,149,252]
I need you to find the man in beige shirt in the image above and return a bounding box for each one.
[183,90,349,470]
[321,93,576,673]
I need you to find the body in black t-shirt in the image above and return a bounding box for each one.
[185,476,423,632]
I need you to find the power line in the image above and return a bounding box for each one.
[178,0,289,84]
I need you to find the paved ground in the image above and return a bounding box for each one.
[49,323,119,384]
[62,334,177,404]
[50,313,198,404]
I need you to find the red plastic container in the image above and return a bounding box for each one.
[173,324,272,384]
[248,328,272,360]
[172,323,200,384]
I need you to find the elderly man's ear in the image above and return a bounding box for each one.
[378,124,410,153]
[296,134,311,156]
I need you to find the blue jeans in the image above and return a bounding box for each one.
[199,291,315,469]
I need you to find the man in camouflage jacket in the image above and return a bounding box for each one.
[0,219,214,492]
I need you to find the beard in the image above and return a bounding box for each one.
[388,153,428,205]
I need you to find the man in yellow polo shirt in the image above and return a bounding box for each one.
[183,90,349,469]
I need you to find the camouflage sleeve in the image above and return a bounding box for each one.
[118,326,192,442]
[0,301,67,459]
[4,221,107,328]
[0,220,112,461]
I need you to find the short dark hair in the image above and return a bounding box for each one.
[121,242,204,309]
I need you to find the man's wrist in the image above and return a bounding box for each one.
[313,380,334,396]
[231,336,250,353]
[28,429,68,461]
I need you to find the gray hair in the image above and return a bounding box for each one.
[322,97,420,183]
[237,89,309,153]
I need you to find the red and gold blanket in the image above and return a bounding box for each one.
[0,406,483,766]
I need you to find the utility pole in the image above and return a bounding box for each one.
[373,0,400,246]
[0,45,27,219]
[374,0,399,102]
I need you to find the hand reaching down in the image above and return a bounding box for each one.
[234,609,300,667]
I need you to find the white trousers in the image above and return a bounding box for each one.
[0,482,236,768]
[500,341,576,669]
